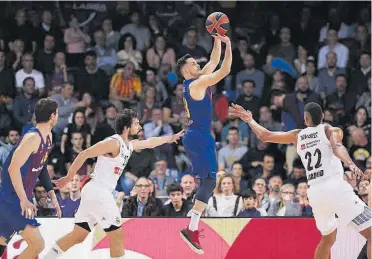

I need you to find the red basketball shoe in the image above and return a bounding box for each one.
[180,228,204,254]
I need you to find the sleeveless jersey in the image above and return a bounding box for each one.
[90,134,133,191]
[183,79,213,131]
[296,124,344,185]
[1,127,52,199]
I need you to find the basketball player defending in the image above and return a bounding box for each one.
[176,34,232,254]
[0,98,61,259]
[229,102,371,259]
[44,109,184,259]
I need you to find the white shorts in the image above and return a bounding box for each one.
[74,180,122,231]
[307,178,371,236]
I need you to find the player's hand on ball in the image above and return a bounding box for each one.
[20,199,38,219]
[229,104,253,123]
[348,163,363,179]
[170,129,185,144]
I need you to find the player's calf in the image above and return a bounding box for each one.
[105,225,125,259]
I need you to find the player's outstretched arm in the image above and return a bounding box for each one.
[8,133,40,202]
[54,138,120,188]
[190,35,232,90]
[229,104,299,145]
[326,125,363,177]
[132,130,185,151]
[201,36,221,75]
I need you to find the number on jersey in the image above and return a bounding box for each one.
[304,148,322,171]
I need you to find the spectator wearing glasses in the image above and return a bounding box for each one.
[163,183,192,217]
[268,183,302,216]
[252,177,270,211]
[121,177,163,217]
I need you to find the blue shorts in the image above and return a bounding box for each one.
[182,128,217,179]
[0,188,40,242]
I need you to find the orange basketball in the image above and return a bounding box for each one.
[205,12,230,36]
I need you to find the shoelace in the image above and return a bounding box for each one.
[195,229,205,239]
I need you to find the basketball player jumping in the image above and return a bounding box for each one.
[229,102,371,259]
[44,109,184,259]
[0,98,61,259]
[176,33,231,254]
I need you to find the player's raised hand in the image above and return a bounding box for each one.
[52,176,71,189]
[169,129,185,144]
[212,33,230,44]
[20,199,38,219]
[229,104,253,123]
[348,163,363,179]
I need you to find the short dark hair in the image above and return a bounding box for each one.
[176,54,192,78]
[293,158,304,169]
[167,183,183,195]
[84,50,97,59]
[335,73,348,83]
[242,79,256,88]
[34,181,45,192]
[35,98,58,123]
[304,102,323,126]
[23,77,35,86]
[115,109,138,134]
[241,189,257,199]
[228,126,239,134]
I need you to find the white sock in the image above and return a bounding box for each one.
[188,210,201,231]
[43,243,64,259]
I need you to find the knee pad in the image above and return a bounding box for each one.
[104,224,121,233]
[0,244,6,256]
[194,177,216,204]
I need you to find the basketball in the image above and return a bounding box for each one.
[205,12,230,36]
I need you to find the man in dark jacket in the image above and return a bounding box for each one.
[121,177,163,217]
[164,183,192,217]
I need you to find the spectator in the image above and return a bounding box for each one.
[212,84,229,133]
[356,77,371,118]
[349,128,370,169]
[90,28,117,76]
[162,83,185,126]
[205,175,243,217]
[235,54,265,98]
[317,29,349,69]
[180,174,197,202]
[121,177,163,217]
[182,14,213,54]
[146,34,176,71]
[35,34,56,75]
[147,14,165,38]
[47,163,59,181]
[116,33,143,71]
[36,10,63,51]
[58,175,81,217]
[143,68,168,105]
[137,86,159,124]
[268,175,283,200]
[326,74,357,125]
[45,52,74,95]
[351,52,371,96]
[0,50,16,117]
[268,183,302,216]
[349,25,371,69]
[252,177,270,211]
[33,182,55,217]
[179,27,208,62]
[268,27,296,66]
[251,154,279,180]
[120,10,151,51]
[230,162,249,193]
[65,132,94,180]
[218,127,248,172]
[287,158,307,185]
[0,129,20,169]
[358,179,370,205]
[61,109,91,154]
[163,183,192,217]
[250,106,282,149]
[7,39,24,71]
[235,80,261,120]
[318,51,347,98]
[51,82,82,135]
[221,115,249,146]
[109,61,142,111]
[93,104,117,144]
[64,15,91,67]
[15,53,45,97]
[237,189,265,217]
[150,159,176,197]
[303,60,320,94]
[296,181,313,216]
[75,51,109,102]
[346,106,371,148]
[293,45,314,74]
[102,18,121,51]
[12,77,38,129]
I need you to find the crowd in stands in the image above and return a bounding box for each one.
[0,1,370,219]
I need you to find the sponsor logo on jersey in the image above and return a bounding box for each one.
[113,166,120,175]
[301,144,306,150]
[301,132,318,141]
[31,165,44,172]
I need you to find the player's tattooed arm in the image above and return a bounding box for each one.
[201,36,221,75]
[229,104,299,144]
[8,133,40,202]
[131,130,185,151]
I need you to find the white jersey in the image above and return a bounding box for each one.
[296,124,344,185]
[90,134,133,191]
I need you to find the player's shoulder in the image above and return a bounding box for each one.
[21,132,41,143]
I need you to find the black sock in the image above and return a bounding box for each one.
[0,244,6,256]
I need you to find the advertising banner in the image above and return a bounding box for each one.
[1,218,366,259]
